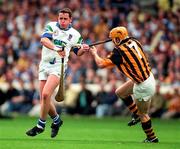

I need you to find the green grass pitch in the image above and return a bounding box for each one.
[0,116,179,149]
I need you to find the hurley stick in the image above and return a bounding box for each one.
[55,47,65,102]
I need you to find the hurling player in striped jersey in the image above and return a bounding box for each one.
[90,26,159,143]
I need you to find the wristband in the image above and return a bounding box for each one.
[53,46,62,51]
[74,44,82,49]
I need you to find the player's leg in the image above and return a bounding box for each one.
[26,80,46,136]
[136,99,159,143]
[40,74,59,119]
[26,75,61,137]
[49,101,63,125]
[115,80,140,126]
[41,74,63,138]
[48,101,63,138]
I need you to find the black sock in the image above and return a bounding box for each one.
[141,119,156,139]
[122,96,138,117]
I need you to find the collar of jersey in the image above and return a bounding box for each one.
[120,37,131,45]
[56,22,72,31]
[120,37,138,45]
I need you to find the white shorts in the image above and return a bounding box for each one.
[39,61,66,80]
[133,73,156,101]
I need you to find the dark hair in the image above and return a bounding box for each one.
[59,8,72,18]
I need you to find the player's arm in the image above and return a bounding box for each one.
[71,44,89,56]
[76,44,89,56]
[41,36,65,56]
[40,23,65,56]
[40,37,57,51]
[90,46,114,68]
[71,36,89,56]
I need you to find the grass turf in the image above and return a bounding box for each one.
[0,116,179,149]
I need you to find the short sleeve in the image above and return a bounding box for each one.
[108,48,122,66]
[41,23,53,40]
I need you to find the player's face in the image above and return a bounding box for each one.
[112,37,121,46]
[58,13,72,29]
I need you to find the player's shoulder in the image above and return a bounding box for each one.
[45,21,57,27]
[120,37,139,45]
[69,27,81,37]
[127,37,142,44]
[129,37,142,46]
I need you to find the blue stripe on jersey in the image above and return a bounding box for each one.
[72,47,79,55]
[42,33,53,40]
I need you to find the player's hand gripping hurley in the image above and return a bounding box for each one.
[55,47,65,102]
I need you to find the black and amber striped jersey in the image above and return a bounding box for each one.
[107,37,151,83]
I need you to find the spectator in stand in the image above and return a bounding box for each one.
[74,77,95,115]
[95,82,118,118]
[149,83,166,118]
[162,88,180,119]
[2,78,35,114]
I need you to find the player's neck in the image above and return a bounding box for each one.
[56,22,72,31]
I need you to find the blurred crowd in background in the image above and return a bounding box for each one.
[0,0,179,119]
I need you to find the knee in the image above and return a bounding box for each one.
[115,88,125,99]
[139,113,150,122]
[42,92,50,102]
[115,88,121,97]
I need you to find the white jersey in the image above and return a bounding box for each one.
[38,22,83,80]
[41,21,82,65]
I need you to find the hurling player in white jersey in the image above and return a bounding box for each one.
[26,8,90,138]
